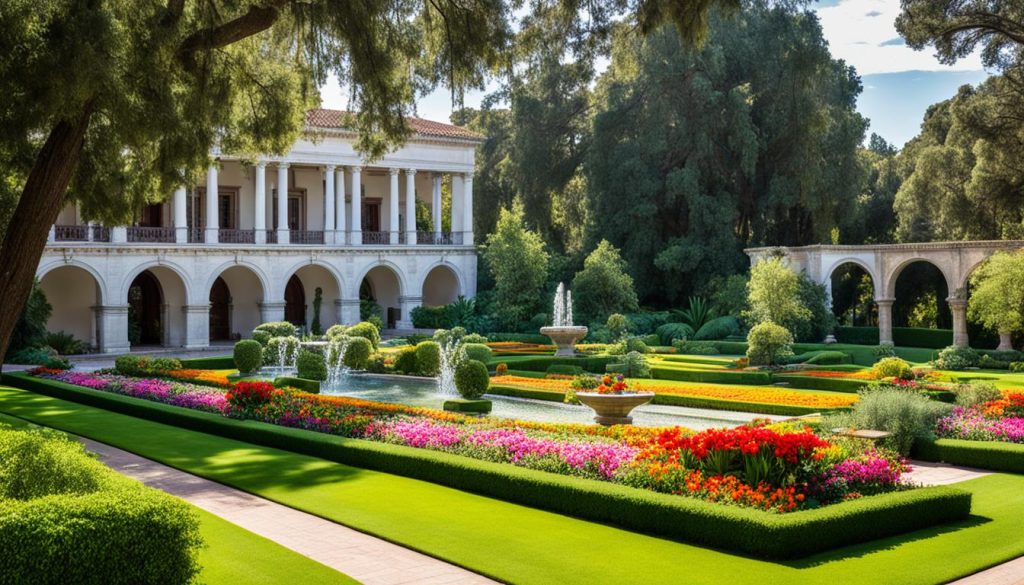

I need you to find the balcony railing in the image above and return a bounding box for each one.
[219,229,256,244]
[417,231,464,245]
[266,230,278,244]
[187,228,204,243]
[362,231,389,245]
[54,225,90,242]
[127,226,175,243]
[291,230,324,245]
[91,225,110,242]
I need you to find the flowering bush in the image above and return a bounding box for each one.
[595,374,632,395]
[225,381,276,410]
[495,363,509,376]
[35,370,226,414]
[936,392,1024,443]
[167,369,232,388]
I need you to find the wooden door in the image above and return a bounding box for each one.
[362,202,380,232]
[209,277,231,341]
[128,271,163,345]
[284,275,306,327]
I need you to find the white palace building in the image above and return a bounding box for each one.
[37,109,482,353]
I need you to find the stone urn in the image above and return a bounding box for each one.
[576,392,655,426]
[540,325,589,357]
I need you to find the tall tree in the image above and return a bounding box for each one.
[481,201,550,329]
[0,0,738,361]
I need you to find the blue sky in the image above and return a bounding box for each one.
[320,0,989,149]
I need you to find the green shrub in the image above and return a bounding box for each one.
[953,383,1003,408]
[693,315,740,341]
[606,313,630,339]
[805,351,850,365]
[462,333,489,344]
[1012,362,1024,373]
[343,337,373,370]
[443,399,493,414]
[433,327,468,346]
[179,356,235,369]
[415,341,442,376]
[771,375,869,393]
[746,322,794,366]
[324,324,347,341]
[672,340,720,355]
[296,350,328,381]
[44,331,87,355]
[872,344,897,359]
[43,357,72,370]
[486,332,551,344]
[824,386,951,454]
[252,330,272,346]
[114,355,182,377]
[935,346,980,370]
[394,348,419,374]
[405,333,431,345]
[460,342,493,364]
[411,305,451,329]
[455,359,490,399]
[496,356,615,374]
[979,354,1011,370]
[652,367,772,385]
[547,364,584,376]
[871,357,913,380]
[985,349,1024,363]
[254,321,298,338]
[655,323,694,345]
[0,427,202,585]
[365,353,389,373]
[263,336,299,366]
[272,376,320,394]
[7,346,57,365]
[913,437,1024,474]
[606,351,651,378]
[609,336,648,356]
[233,340,263,374]
[346,321,381,350]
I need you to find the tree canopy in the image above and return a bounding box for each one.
[571,240,639,323]
[968,251,1024,335]
[745,256,810,327]
[481,201,550,329]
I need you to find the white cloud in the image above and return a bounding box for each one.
[814,0,985,75]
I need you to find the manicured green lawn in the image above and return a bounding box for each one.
[0,384,1021,585]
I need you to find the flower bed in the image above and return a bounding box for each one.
[936,393,1024,444]
[166,368,233,388]
[33,368,226,413]
[487,342,556,355]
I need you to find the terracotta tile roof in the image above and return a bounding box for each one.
[305,108,484,141]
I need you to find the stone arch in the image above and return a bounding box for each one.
[38,264,104,350]
[828,260,878,327]
[885,257,955,300]
[281,260,343,333]
[125,266,189,347]
[354,260,410,299]
[120,260,194,304]
[359,263,405,328]
[823,257,879,296]
[208,264,268,340]
[888,259,952,330]
[420,262,464,307]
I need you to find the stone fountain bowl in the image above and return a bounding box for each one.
[575,392,655,426]
[539,325,589,357]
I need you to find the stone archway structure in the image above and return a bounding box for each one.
[745,241,1024,348]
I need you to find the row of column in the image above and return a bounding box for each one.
[170,162,474,246]
[874,297,971,348]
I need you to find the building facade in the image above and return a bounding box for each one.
[38,109,482,353]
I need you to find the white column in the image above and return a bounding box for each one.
[205,163,219,244]
[949,297,970,348]
[876,298,895,345]
[335,167,346,245]
[451,174,463,235]
[350,166,362,246]
[183,305,210,349]
[86,220,95,242]
[173,186,187,243]
[259,302,286,324]
[397,296,421,330]
[110,226,127,244]
[389,168,400,244]
[254,161,267,244]
[405,169,417,245]
[276,163,290,244]
[432,173,442,239]
[96,305,131,354]
[340,299,361,325]
[324,165,336,245]
[462,173,474,246]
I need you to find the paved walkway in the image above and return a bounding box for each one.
[904,460,992,486]
[81,438,498,585]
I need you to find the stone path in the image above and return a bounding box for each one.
[904,460,992,486]
[950,557,1024,585]
[81,438,499,585]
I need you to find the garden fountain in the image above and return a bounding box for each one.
[325,338,350,388]
[540,283,588,357]
[437,338,462,396]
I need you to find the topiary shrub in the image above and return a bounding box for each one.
[324,324,347,341]
[394,348,418,374]
[872,357,914,380]
[606,351,651,378]
[252,330,271,346]
[672,340,720,355]
[606,313,630,339]
[655,323,694,346]
[114,355,182,377]
[455,359,490,399]
[263,336,299,366]
[824,386,951,455]
[346,321,381,350]
[460,342,493,364]
[415,341,441,376]
[296,349,328,381]
[343,337,373,370]
[935,346,980,371]
[365,353,389,373]
[233,340,263,374]
[693,315,740,341]
[746,321,794,366]
[608,336,648,356]
[872,344,897,359]
[254,321,298,338]
[461,333,489,344]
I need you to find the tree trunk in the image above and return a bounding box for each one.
[0,107,93,370]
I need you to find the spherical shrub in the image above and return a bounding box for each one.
[254,321,298,338]
[233,340,263,374]
[346,321,381,350]
[296,349,328,381]
[252,330,271,346]
[415,341,441,376]
[495,363,508,376]
[462,333,489,344]
[325,324,347,341]
[365,353,389,374]
[455,359,490,399]
[394,347,418,374]
[343,337,373,370]
[935,345,980,371]
[606,314,630,339]
[746,321,794,366]
[263,336,299,366]
[872,357,914,380]
[460,342,493,364]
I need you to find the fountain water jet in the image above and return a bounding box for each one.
[540,283,588,357]
[437,338,463,396]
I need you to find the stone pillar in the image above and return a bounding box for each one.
[173,186,187,243]
[949,297,970,348]
[110,226,128,244]
[462,173,474,246]
[259,301,286,324]
[432,173,442,239]
[276,163,290,244]
[339,299,361,325]
[333,299,345,325]
[876,298,895,345]
[389,168,400,244]
[350,166,362,246]
[205,163,219,244]
[335,167,346,245]
[95,305,131,354]
[397,296,421,330]
[183,305,210,349]
[998,330,1014,351]
[405,169,417,245]
[451,174,463,234]
[86,220,95,242]
[254,161,267,244]
[324,165,336,245]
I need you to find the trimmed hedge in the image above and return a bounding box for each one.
[836,326,955,349]
[455,360,490,399]
[443,399,493,414]
[179,355,235,369]
[486,332,551,345]
[770,374,870,393]
[233,341,263,374]
[490,356,616,374]
[913,437,1024,474]
[651,367,771,385]
[273,376,321,394]
[0,427,202,585]
[1,373,971,559]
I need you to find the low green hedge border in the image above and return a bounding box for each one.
[913,437,1024,474]
[651,367,771,386]
[179,356,236,369]
[489,384,829,416]
[443,399,493,414]
[770,375,870,394]
[273,376,321,394]
[488,356,615,374]
[0,427,202,585]
[2,373,970,559]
